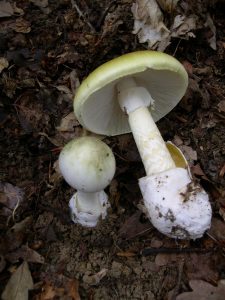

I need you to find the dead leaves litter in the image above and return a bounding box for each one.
[176,280,225,300]
[1,261,34,300]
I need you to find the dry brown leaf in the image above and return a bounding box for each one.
[13,18,31,33]
[0,1,13,17]
[56,112,79,132]
[66,279,81,300]
[1,261,33,300]
[218,100,225,113]
[118,211,152,240]
[5,245,45,264]
[185,253,219,282]
[30,0,48,8]
[5,216,33,252]
[176,280,225,300]
[208,217,225,243]
[83,269,108,286]
[0,57,9,73]
[0,182,25,217]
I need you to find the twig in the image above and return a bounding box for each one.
[140,247,215,256]
[71,0,96,33]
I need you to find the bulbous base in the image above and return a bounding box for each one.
[139,168,212,239]
[69,191,110,227]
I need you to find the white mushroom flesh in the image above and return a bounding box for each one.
[117,77,176,176]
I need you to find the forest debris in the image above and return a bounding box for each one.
[30,0,49,8]
[118,211,152,240]
[176,280,225,300]
[0,254,6,272]
[37,276,80,300]
[56,112,79,132]
[1,261,34,300]
[132,0,196,50]
[5,245,45,264]
[0,182,25,217]
[13,18,31,33]
[204,14,217,50]
[207,218,225,243]
[217,100,225,113]
[0,1,13,17]
[0,57,9,73]
[5,217,33,252]
[83,268,108,286]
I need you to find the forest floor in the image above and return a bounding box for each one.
[0,1,225,299]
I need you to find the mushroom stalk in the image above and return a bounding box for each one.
[117,77,176,176]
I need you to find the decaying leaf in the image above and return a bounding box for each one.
[30,0,48,8]
[1,261,34,300]
[13,18,31,33]
[204,14,217,50]
[0,57,9,73]
[0,1,13,17]
[56,112,79,132]
[83,268,108,286]
[0,182,25,217]
[5,245,45,264]
[217,100,225,113]
[5,216,33,252]
[176,280,225,300]
[119,211,152,240]
[207,217,225,243]
[36,275,80,300]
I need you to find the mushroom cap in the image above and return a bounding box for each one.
[59,136,116,193]
[74,51,188,136]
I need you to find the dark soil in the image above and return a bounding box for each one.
[0,1,225,299]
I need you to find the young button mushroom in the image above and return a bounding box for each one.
[59,136,116,227]
[73,51,212,239]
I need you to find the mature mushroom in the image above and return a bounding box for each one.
[73,51,212,239]
[59,136,116,227]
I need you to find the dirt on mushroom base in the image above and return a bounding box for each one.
[0,1,225,299]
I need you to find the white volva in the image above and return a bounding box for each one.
[117,77,212,239]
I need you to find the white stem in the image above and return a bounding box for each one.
[76,191,104,214]
[117,78,176,176]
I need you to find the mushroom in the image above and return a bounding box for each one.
[59,136,116,227]
[73,51,212,239]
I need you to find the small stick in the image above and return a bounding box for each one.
[71,0,96,33]
[140,247,215,256]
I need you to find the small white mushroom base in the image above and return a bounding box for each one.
[139,168,212,239]
[69,191,110,227]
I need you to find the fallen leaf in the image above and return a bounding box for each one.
[217,100,225,113]
[66,278,81,299]
[204,14,217,50]
[207,218,225,243]
[1,261,34,300]
[36,275,80,300]
[83,269,108,286]
[176,280,225,300]
[0,1,13,17]
[185,253,219,282]
[5,216,33,252]
[5,245,45,264]
[30,0,48,8]
[0,182,25,217]
[118,211,152,240]
[56,112,79,132]
[0,57,9,73]
[13,18,31,33]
